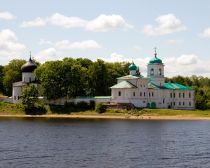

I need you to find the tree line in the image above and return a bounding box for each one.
[0,58,210,109]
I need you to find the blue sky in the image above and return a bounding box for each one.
[0,0,210,77]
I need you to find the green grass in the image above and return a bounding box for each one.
[1,101,210,118]
[0,102,25,114]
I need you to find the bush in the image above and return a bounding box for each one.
[89,100,95,109]
[95,103,107,113]
[76,101,89,109]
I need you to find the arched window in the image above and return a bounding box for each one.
[118,91,121,96]
[150,68,154,76]
[159,68,162,76]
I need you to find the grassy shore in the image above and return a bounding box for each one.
[1,102,210,120]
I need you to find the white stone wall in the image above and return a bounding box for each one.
[22,72,35,83]
[12,86,22,103]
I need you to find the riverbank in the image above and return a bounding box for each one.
[1,114,210,120]
[1,112,210,120]
[1,102,210,120]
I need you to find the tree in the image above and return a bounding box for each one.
[21,85,39,110]
[3,59,26,96]
[0,65,4,94]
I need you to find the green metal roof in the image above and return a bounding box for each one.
[117,74,144,80]
[94,96,111,99]
[110,80,137,89]
[163,83,193,90]
[148,82,193,90]
[149,57,163,64]
[129,63,137,70]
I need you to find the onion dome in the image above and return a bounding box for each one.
[129,62,137,70]
[149,47,163,64]
[149,57,163,64]
[21,56,37,72]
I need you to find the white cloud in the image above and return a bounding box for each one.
[55,40,102,50]
[0,11,15,20]
[48,13,87,28]
[164,54,210,77]
[101,52,131,62]
[20,13,132,32]
[167,39,182,44]
[38,38,53,45]
[20,17,46,28]
[34,48,57,63]
[143,14,186,36]
[0,29,25,58]
[86,14,133,32]
[176,54,198,65]
[200,27,210,38]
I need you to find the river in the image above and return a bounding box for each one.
[0,118,210,168]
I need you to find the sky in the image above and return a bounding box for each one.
[0,0,210,77]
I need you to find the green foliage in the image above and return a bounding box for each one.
[34,58,129,100]
[21,85,46,115]
[95,103,107,113]
[3,59,26,96]
[76,101,89,109]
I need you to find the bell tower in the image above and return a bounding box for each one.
[147,48,165,86]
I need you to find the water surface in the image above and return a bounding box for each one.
[0,118,210,168]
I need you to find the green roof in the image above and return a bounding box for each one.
[163,83,193,90]
[110,80,137,89]
[149,57,163,64]
[148,82,193,90]
[129,63,137,70]
[117,75,144,80]
[94,96,111,99]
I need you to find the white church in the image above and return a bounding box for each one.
[12,56,38,103]
[12,50,195,109]
[110,50,195,109]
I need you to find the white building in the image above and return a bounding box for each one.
[110,51,195,109]
[12,57,38,103]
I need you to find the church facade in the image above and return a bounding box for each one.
[12,57,38,103]
[110,51,195,109]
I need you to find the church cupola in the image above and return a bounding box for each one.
[147,48,165,86]
[21,53,37,83]
[129,62,138,75]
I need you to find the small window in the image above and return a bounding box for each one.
[159,68,162,76]
[133,92,135,96]
[118,91,121,96]
[170,93,172,98]
[149,92,150,97]
[173,93,175,98]
[189,102,191,106]
[174,102,175,106]
[183,93,185,98]
[144,92,146,97]
[183,102,185,105]
[179,102,181,106]
[179,93,181,98]
[150,68,154,76]
[152,92,154,97]
[163,99,165,104]
[140,92,142,97]
[189,92,191,98]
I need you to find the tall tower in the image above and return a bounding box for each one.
[147,48,165,86]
